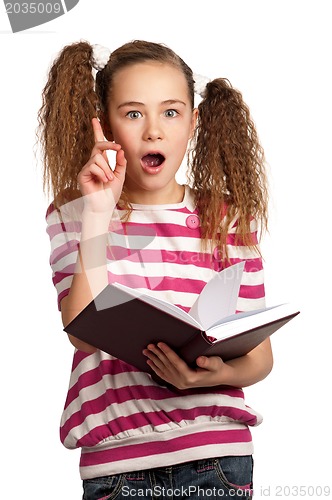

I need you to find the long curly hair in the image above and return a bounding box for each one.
[38,39,268,258]
[38,41,98,207]
[189,78,268,253]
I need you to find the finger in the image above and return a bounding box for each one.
[113,149,127,175]
[91,153,114,180]
[157,343,186,367]
[81,162,113,184]
[146,343,187,377]
[144,345,169,366]
[91,140,121,159]
[91,118,122,161]
[143,347,176,377]
[195,356,208,369]
[145,358,167,380]
[196,355,222,371]
[92,117,106,143]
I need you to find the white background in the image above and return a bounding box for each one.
[0,0,331,498]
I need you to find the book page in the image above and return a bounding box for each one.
[188,261,245,330]
[208,303,297,340]
[112,282,202,329]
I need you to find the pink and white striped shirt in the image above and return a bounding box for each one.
[46,185,265,480]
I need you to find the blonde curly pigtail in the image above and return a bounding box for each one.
[38,41,99,208]
[190,78,268,258]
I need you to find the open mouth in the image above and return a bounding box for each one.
[141,153,165,168]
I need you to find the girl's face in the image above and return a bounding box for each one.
[104,62,198,205]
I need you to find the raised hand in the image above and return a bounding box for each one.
[78,117,127,213]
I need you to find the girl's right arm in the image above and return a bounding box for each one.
[60,118,126,352]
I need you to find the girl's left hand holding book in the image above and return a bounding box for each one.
[143,339,273,390]
[143,342,227,389]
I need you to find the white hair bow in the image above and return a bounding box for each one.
[91,44,111,71]
[193,73,211,98]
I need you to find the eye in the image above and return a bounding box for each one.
[164,109,178,118]
[126,111,142,120]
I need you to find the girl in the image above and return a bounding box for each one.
[40,39,272,499]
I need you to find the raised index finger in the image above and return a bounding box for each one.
[92,117,106,143]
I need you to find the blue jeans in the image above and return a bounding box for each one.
[82,456,253,499]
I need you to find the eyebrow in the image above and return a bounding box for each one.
[117,99,187,110]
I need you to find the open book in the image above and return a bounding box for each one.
[64,262,299,374]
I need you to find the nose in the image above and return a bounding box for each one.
[143,115,163,141]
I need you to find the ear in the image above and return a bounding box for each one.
[189,108,199,139]
[99,112,114,141]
